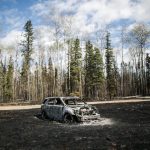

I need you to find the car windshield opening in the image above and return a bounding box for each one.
[64,98,84,105]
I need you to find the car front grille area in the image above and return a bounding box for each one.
[79,108,95,116]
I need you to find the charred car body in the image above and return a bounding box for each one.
[41,97,100,123]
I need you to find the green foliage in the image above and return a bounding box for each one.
[69,38,82,94]
[93,47,104,84]
[21,20,34,100]
[48,57,54,96]
[0,61,6,101]
[1,21,150,103]
[5,57,14,101]
[84,41,104,99]
[105,32,116,99]
[0,57,14,102]
[146,54,150,94]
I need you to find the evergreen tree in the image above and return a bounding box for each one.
[93,47,104,98]
[113,60,120,96]
[48,57,54,96]
[5,57,14,101]
[146,53,150,95]
[0,61,3,101]
[54,67,58,96]
[41,63,48,98]
[105,32,116,100]
[69,38,82,95]
[21,20,34,100]
[84,41,95,98]
[34,62,39,101]
[84,41,104,99]
[0,61,6,102]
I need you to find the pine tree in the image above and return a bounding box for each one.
[84,41,104,99]
[5,57,14,101]
[69,38,82,95]
[84,41,95,98]
[41,63,48,98]
[21,20,34,101]
[0,61,6,102]
[113,60,120,97]
[34,62,39,101]
[0,62,3,101]
[93,47,104,98]
[54,67,58,96]
[105,32,116,100]
[48,57,54,96]
[1,60,7,102]
[146,53,150,95]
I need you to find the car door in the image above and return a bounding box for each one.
[52,98,64,121]
[45,98,55,120]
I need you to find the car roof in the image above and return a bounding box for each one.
[45,96,79,100]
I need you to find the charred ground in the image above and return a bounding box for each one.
[0,102,150,150]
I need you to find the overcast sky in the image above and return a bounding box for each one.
[0,0,150,62]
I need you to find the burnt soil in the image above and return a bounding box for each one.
[0,102,150,150]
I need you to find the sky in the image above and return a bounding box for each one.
[0,0,150,63]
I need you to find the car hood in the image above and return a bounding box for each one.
[66,103,100,121]
[68,104,97,115]
[68,104,90,109]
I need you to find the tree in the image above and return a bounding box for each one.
[0,59,7,102]
[84,41,104,99]
[113,59,120,97]
[54,67,58,96]
[146,54,150,95]
[21,20,34,101]
[129,23,150,95]
[0,61,6,102]
[84,41,95,98]
[93,47,104,98]
[47,57,54,96]
[41,63,48,98]
[105,32,116,100]
[69,38,82,95]
[120,26,127,97]
[5,57,14,101]
[0,61,3,101]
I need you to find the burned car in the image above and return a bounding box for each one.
[41,97,100,123]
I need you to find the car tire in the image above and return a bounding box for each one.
[41,111,47,119]
[63,113,74,123]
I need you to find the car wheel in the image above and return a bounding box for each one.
[63,113,74,123]
[41,111,47,119]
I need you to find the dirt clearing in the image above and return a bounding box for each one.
[0,101,150,150]
[0,99,150,110]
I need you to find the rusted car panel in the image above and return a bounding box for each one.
[41,97,100,123]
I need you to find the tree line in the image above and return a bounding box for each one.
[0,20,150,102]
